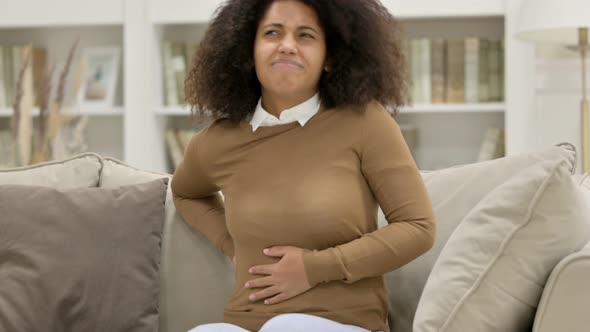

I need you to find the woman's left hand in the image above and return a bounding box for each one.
[245,246,312,305]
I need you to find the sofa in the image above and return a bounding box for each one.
[0,143,589,332]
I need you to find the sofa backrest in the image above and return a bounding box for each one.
[1,144,584,332]
[98,158,234,332]
[530,174,590,332]
[95,143,583,332]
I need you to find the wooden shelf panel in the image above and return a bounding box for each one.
[400,103,505,114]
[0,106,124,117]
[149,0,504,24]
[0,0,124,27]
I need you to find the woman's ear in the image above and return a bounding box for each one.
[324,59,331,72]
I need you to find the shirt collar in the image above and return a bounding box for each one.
[250,93,321,132]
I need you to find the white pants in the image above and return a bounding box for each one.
[188,313,373,332]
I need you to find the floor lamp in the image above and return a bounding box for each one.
[516,0,590,172]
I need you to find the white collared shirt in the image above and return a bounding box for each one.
[249,93,321,132]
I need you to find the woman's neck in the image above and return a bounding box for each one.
[261,91,317,118]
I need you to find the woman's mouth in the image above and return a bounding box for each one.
[272,60,303,69]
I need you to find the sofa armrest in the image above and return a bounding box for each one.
[533,241,590,332]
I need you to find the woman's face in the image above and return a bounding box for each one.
[254,0,327,100]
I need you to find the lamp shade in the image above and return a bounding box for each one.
[516,0,590,44]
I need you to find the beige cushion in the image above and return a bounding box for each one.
[0,179,168,332]
[0,153,102,188]
[532,174,590,332]
[413,157,590,331]
[384,144,576,332]
[99,158,234,332]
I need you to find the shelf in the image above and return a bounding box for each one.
[155,105,192,116]
[0,106,124,117]
[155,103,505,116]
[72,106,124,116]
[0,0,124,27]
[399,103,505,114]
[148,0,504,24]
[0,0,520,174]
[149,0,223,24]
[384,0,504,18]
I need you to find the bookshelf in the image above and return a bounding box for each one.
[0,22,125,160]
[151,9,509,171]
[0,0,541,173]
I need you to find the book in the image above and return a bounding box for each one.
[419,38,432,104]
[445,39,465,103]
[478,39,490,102]
[165,128,183,169]
[410,39,423,104]
[3,45,14,107]
[430,39,446,104]
[488,40,502,102]
[477,127,505,162]
[0,47,5,108]
[161,41,178,106]
[464,38,480,103]
[171,42,187,105]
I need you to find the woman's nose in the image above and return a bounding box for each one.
[278,35,297,55]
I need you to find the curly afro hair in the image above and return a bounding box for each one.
[185,0,408,123]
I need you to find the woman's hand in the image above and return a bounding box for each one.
[245,246,312,305]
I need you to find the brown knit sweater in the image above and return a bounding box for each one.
[171,101,436,332]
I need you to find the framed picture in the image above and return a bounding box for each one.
[78,47,120,109]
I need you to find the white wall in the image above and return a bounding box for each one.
[533,46,590,173]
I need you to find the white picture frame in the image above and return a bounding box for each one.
[78,47,120,109]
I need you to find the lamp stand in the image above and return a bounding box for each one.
[580,28,589,173]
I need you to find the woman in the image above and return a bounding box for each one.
[171,0,436,331]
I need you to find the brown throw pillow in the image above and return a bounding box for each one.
[0,178,168,332]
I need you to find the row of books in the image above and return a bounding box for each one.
[0,45,48,109]
[161,41,199,106]
[164,124,418,172]
[406,38,504,104]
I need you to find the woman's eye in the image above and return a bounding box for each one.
[301,33,315,39]
[265,30,278,36]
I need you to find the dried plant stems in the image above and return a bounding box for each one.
[11,46,34,166]
[11,38,80,166]
[11,47,31,141]
[47,38,79,155]
[36,63,55,155]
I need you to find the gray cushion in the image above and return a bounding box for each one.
[0,178,168,332]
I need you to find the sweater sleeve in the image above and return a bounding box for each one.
[171,129,235,258]
[302,103,436,287]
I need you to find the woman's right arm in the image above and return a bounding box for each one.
[171,131,235,258]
